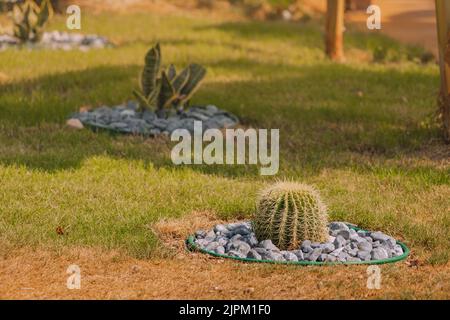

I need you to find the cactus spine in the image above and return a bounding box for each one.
[253,182,329,250]
[12,0,53,43]
[133,43,207,116]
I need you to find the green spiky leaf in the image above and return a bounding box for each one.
[133,89,157,111]
[172,67,190,93]
[158,71,177,110]
[167,64,177,81]
[10,0,52,43]
[37,0,53,27]
[141,43,161,97]
[133,90,150,110]
[14,24,28,41]
[22,3,31,29]
[179,63,206,103]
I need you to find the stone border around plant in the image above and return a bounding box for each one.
[187,221,410,266]
[68,102,239,136]
[0,31,112,51]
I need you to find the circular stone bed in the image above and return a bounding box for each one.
[68,102,239,136]
[0,31,111,51]
[187,221,409,265]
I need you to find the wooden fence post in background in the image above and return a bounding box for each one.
[325,0,345,62]
[435,0,450,142]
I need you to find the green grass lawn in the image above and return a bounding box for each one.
[0,12,448,263]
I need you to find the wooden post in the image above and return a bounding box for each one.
[325,0,345,62]
[435,0,450,142]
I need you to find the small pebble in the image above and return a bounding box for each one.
[193,221,404,263]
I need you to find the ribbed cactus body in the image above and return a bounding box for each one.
[253,182,329,250]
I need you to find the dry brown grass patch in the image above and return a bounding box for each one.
[0,246,449,299]
[151,210,226,256]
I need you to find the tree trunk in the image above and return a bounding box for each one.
[435,0,450,142]
[325,0,345,62]
[345,0,372,11]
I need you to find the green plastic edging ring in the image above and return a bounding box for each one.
[186,225,410,266]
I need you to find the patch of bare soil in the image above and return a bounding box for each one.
[67,0,243,21]
[346,0,437,56]
[0,212,448,299]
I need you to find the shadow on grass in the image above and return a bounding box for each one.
[202,18,433,63]
[0,58,444,178]
[194,19,324,49]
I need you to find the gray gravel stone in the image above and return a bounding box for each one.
[308,248,322,262]
[253,247,269,256]
[193,221,405,263]
[214,224,228,234]
[262,251,285,261]
[357,250,371,261]
[242,234,259,247]
[205,230,216,242]
[195,230,206,238]
[230,234,243,242]
[110,122,128,130]
[329,246,344,257]
[371,248,389,260]
[333,235,346,249]
[291,250,304,260]
[338,251,351,262]
[329,222,349,231]
[215,246,225,255]
[337,229,350,240]
[228,250,246,258]
[205,241,220,251]
[357,240,373,252]
[357,230,369,237]
[259,240,280,251]
[301,245,313,254]
[153,118,168,130]
[0,31,112,51]
[301,240,312,248]
[324,255,337,263]
[231,226,251,236]
[231,240,251,256]
[247,249,262,260]
[142,110,156,122]
[393,245,404,256]
[70,104,238,137]
[206,105,219,113]
[217,237,228,246]
[370,231,390,242]
[347,248,358,257]
[347,257,362,262]
[322,243,335,254]
[311,242,322,249]
[282,251,299,262]
[349,228,358,239]
[188,111,209,121]
[381,238,397,249]
[195,239,209,247]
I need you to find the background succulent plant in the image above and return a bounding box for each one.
[11,0,53,43]
[133,43,207,117]
[253,182,329,250]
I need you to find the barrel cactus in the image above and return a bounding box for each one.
[253,182,329,250]
[133,43,207,117]
[11,0,53,43]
